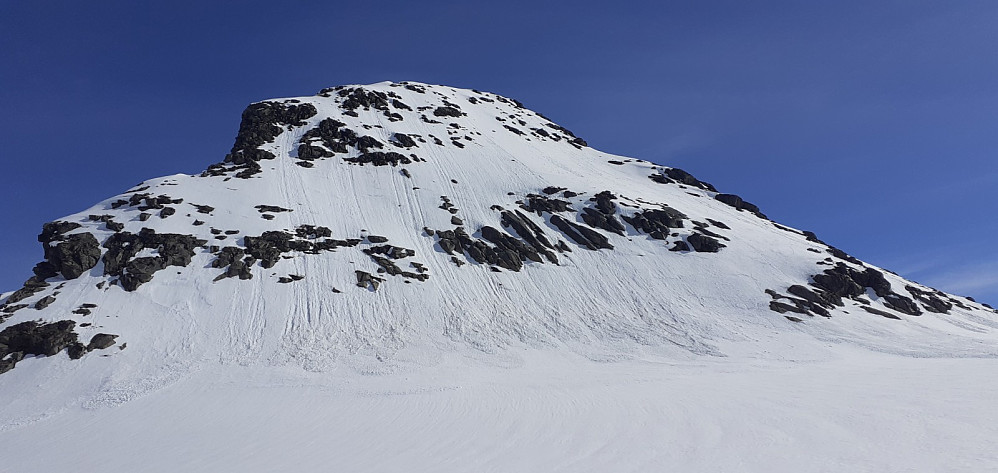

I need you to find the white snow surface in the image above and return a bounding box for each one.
[1,81,996,471]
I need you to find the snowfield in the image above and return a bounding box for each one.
[1,81,996,471]
[3,347,997,472]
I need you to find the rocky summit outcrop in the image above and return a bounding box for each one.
[1,80,995,376]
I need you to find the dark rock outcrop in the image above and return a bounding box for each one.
[686,233,724,253]
[392,133,417,148]
[521,194,572,215]
[906,285,953,313]
[48,232,101,280]
[549,215,613,250]
[714,193,767,219]
[102,229,207,291]
[225,101,318,166]
[87,333,118,350]
[433,106,462,118]
[0,320,83,374]
[344,151,412,166]
[769,262,925,319]
[622,207,687,240]
[652,168,718,192]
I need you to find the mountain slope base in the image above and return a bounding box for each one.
[1,347,996,473]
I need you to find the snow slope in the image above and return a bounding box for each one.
[1,81,996,471]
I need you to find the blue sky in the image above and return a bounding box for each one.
[2,1,996,304]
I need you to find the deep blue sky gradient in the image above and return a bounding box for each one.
[2,1,996,303]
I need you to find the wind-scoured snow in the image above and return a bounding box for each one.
[1,81,996,471]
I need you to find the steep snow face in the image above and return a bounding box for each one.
[1,81,996,386]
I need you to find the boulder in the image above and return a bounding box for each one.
[49,232,101,279]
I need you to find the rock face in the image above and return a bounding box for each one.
[48,232,101,279]
[767,262,928,319]
[714,193,767,219]
[0,321,120,373]
[549,215,613,251]
[102,229,207,291]
[226,101,318,165]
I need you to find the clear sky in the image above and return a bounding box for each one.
[2,1,996,304]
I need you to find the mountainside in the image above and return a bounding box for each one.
[2,82,998,471]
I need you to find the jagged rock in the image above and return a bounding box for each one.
[811,266,865,298]
[48,232,101,280]
[622,208,686,238]
[826,246,863,265]
[296,225,332,239]
[243,232,294,268]
[339,87,391,111]
[5,277,50,304]
[192,204,214,214]
[364,245,415,260]
[549,215,613,250]
[255,205,292,213]
[499,211,557,262]
[38,221,81,246]
[87,333,118,350]
[355,271,384,290]
[102,229,206,291]
[356,135,385,152]
[686,233,724,253]
[521,194,572,214]
[0,320,80,373]
[705,218,730,230]
[451,216,463,226]
[906,285,953,313]
[344,151,411,166]
[691,225,730,242]
[788,285,839,308]
[389,133,418,149]
[224,101,317,166]
[120,257,166,291]
[34,295,56,310]
[661,168,717,192]
[883,294,922,316]
[670,241,690,252]
[592,191,617,214]
[581,208,626,235]
[542,186,566,195]
[212,247,246,269]
[714,193,767,219]
[770,301,807,314]
[861,306,901,320]
[32,261,58,280]
[367,235,389,243]
[433,106,462,117]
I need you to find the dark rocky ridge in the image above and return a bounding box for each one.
[767,262,932,319]
[0,320,117,374]
[103,229,208,291]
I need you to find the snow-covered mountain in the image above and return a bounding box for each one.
[2,82,997,472]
